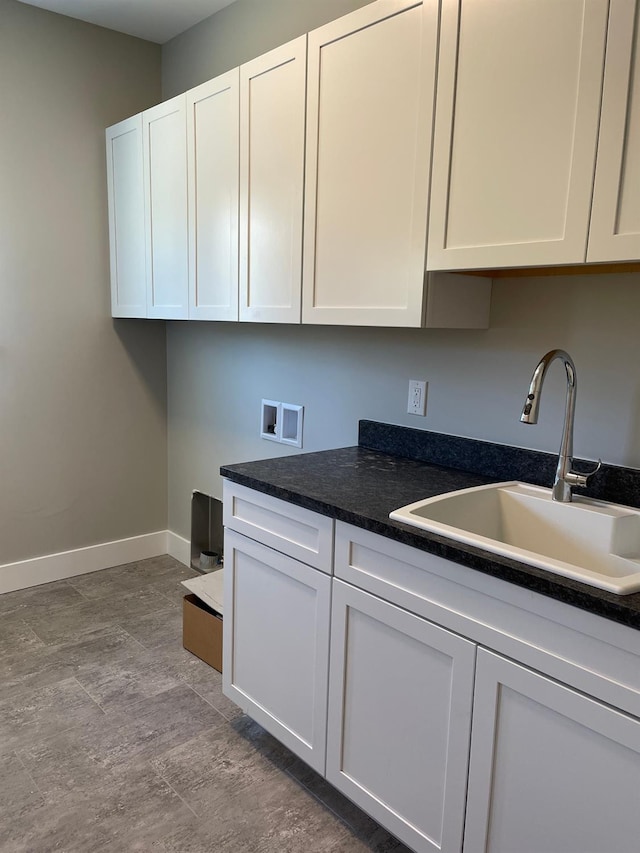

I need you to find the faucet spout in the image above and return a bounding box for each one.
[520,349,600,502]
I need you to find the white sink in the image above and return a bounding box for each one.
[390,482,640,595]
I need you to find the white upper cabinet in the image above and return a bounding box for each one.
[588,0,640,263]
[302,0,438,327]
[106,115,146,318]
[428,0,609,271]
[109,0,640,324]
[143,94,189,319]
[187,70,240,321]
[239,37,307,323]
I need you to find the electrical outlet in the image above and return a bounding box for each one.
[407,379,427,416]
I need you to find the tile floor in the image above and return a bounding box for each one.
[0,556,410,852]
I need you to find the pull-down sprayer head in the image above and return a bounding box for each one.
[520,349,575,426]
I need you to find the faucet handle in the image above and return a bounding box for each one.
[565,458,602,489]
[584,458,603,477]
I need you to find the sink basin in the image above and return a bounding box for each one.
[390,482,640,595]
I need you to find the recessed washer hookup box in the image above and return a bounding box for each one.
[182,593,223,673]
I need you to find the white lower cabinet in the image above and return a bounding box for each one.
[464,649,640,853]
[223,487,640,853]
[327,580,475,853]
[222,528,331,774]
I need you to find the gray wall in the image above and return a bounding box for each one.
[166,273,640,538]
[0,0,166,564]
[162,0,375,97]
[163,0,640,541]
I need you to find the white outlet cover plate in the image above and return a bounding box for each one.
[407,380,427,416]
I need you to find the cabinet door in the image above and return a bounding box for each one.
[302,0,438,327]
[327,580,476,853]
[428,0,608,271]
[222,529,331,774]
[105,115,146,318]
[143,94,189,319]
[187,70,239,321]
[588,0,640,262]
[464,649,640,853]
[239,37,306,323]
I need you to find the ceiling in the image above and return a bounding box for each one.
[16,0,239,44]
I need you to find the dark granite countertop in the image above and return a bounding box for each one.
[221,422,640,630]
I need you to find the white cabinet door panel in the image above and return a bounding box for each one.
[223,530,331,773]
[187,70,239,320]
[428,0,608,270]
[588,0,640,262]
[302,0,437,326]
[239,37,306,323]
[464,649,640,853]
[327,580,475,853]
[143,94,189,319]
[106,115,146,318]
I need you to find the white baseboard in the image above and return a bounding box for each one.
[167,532,191,568]
[0,531,170,595]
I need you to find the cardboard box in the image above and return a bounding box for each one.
[182,593,223,672]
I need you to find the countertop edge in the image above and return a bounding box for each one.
[220,464,640,631]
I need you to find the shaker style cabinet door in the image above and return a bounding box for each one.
[464,649,640,853]
[187,70,240,321]
[106,115,146,318]
[302,0,438,327]
[143,94,189,319]
[326,580,476,853]
[222,530,331,774]
[588,0,640,263]
[239,37,306,323]
[428,0,609,270]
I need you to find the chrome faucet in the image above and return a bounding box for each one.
[520,349,601,502]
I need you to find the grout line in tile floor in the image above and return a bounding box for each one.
[153,763,202,820]
[62,579,93,601]
[13,748,43,797]
[111,626,153,653]
[71,674,109,715]
[0,556,410,852]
